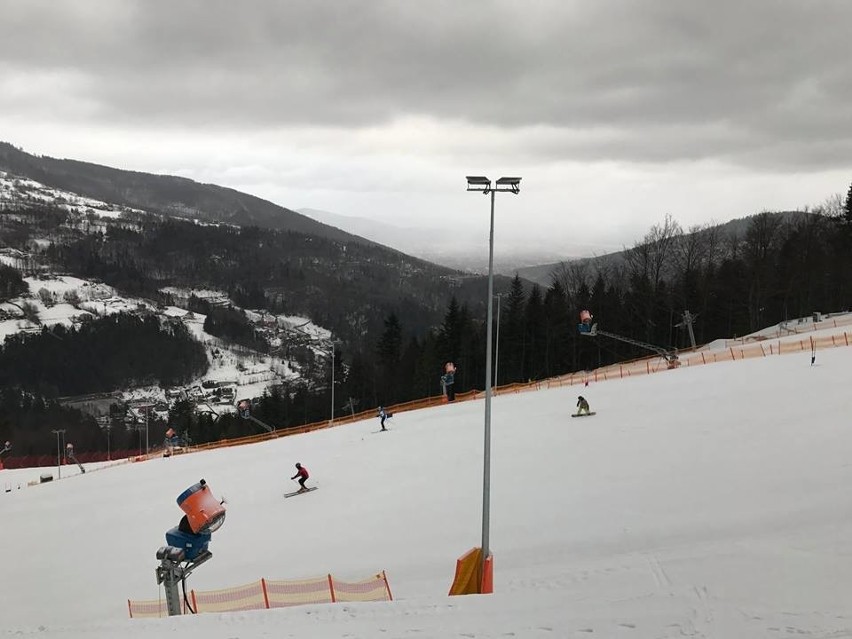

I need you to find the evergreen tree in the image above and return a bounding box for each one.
[845,181,852,223]
[0,264,26,302]
[501,275,527,383]
[524,284,546,380]
[437,296,464,363]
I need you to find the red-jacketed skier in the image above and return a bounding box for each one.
[291,463,310,492]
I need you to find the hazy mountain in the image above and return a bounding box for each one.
[298,207,568,274]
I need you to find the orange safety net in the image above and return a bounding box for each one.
[332,572,393,602]
[129,572,391,617]
[191,579,268,613]
[264,575,334,607]
[127,597,185,618]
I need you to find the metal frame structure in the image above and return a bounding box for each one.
[155,546,213,616]
[581,323,679,365]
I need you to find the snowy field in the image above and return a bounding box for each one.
[2,325,852,638]
[0,276,300,409]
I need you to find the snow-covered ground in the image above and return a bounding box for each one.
[0,170,142,218]
[2,322,851,638]
[0,275,305,409]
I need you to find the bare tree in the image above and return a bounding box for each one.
[549,260,591,298]
[625,213,682,291]
[743,212,784,330]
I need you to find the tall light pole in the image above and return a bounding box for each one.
[466,175,521,584]
[51,429,66,479]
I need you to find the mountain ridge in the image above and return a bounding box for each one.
[0,142,374,245]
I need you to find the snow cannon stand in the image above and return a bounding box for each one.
[164,527,212,562]
[155,479,226,616]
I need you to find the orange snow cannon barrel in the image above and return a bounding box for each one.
[177,479,226,534]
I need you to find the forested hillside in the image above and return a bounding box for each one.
[2,170,850,457]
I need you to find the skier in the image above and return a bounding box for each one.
[576,395,591,416]
[291,462,309,492]
[378,406,392,431]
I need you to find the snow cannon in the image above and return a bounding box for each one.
[177,478,226,534]
[578,309,594,334]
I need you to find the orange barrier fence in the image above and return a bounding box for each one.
[128,571,392,618]
[126,597,186,619]
[715,314,852,347]
[130,325,851,465]
[265,575,333,607]
[545,330,852,389]
[191,579,268,613]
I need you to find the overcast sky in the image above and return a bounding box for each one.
[2,0,850,258]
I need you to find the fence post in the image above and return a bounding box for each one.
[327,574,336,603]
[261,578,270,609]
[382,570,394,601]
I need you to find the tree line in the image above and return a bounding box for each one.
[1,187,850,453]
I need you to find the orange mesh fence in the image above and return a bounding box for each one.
[331,572,393,602]
[542,331,852,389]
[264,575,334,608]
[130,572,391,617]
[191,579,267,613]
[146,324,850,464]
[127,597,185,618]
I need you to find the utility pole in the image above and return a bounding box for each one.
[51,429,66,479]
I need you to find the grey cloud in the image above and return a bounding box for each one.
[0,0,850,170]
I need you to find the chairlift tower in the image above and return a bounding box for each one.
[674,310,698,349]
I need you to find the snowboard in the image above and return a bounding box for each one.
[284,486,318,498]
[571,412,596,418]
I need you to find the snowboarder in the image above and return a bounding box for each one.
[378,406,392,431]
[576,395,591,416]
[291,463,309,492]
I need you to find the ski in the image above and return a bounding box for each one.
[284,487,318,498]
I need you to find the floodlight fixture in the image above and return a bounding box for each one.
[466,175,492,193]
[495,177,521,194]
